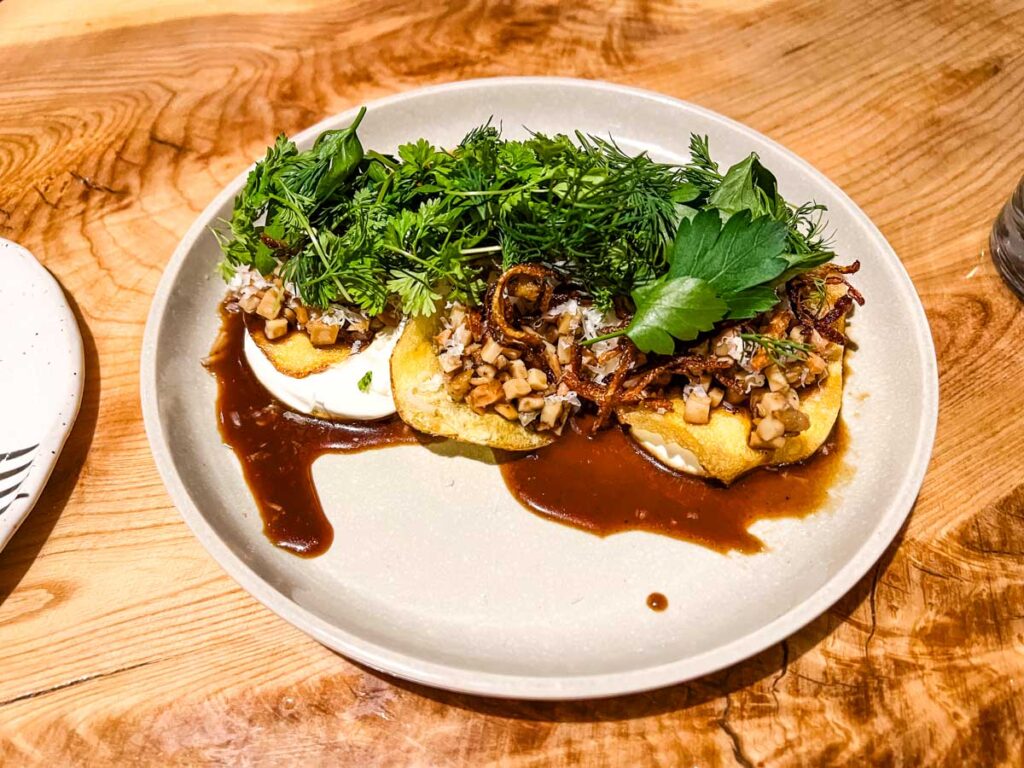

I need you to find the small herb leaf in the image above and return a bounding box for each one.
[708,153,780,217]
[357,370,373,393]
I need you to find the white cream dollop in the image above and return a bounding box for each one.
[629,427,707,477]
[244,323,402,420]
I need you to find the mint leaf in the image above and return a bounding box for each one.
[709,153,781,217]
[673,210,789,295]
[357,370,373,393]
[625,276,727,354]
[724,285,780,319]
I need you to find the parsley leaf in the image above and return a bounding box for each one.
[723,285,781,319]
[623,276,727,355]
[669,209,789,295]
[357,371,373,393]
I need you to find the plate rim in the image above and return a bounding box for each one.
[0,237,85,552]
[140,76,939,699]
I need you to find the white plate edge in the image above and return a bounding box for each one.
[0,238,85,552]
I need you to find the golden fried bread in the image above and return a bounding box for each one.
[390,314,555,451]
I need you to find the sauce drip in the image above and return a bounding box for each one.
[647,593,668,612]
[499,417,847,553]
[206,305,421,557]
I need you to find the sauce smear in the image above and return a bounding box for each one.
[206,305,421,557]
[499,417,847,553]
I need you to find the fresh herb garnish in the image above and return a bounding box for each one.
[218,115,842,352]
[739,333,813,366]
[585,209,789,352]
[217,116,696,314]
[357,370,373,393]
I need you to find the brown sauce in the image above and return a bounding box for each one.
[206,305,421,557]
[647,593,668,612]
[499,416,848,554]
[208,304,847,559]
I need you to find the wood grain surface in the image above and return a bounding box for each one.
[2,0,1023,764]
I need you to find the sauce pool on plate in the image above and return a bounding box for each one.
[206,305,421,557]
[498,416,848,553]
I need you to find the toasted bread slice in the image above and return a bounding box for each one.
[390,313,555,451]
[247,321,350,378]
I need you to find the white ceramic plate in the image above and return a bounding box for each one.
[141,78,938,699]
[0,239,84,552]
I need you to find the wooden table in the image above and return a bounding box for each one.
[2,0,1023,763]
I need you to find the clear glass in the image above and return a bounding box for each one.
[991,175,1024,300]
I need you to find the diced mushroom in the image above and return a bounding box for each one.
[503,378,532,400]
[493,354,509,371]
[256,288,282,320]
[435,328,453,346]
[449,305,466,327]
[756,391,788,417]
[713,330,739,357]
[508,359,528,380]
[239,293,261,313]
[543,342,562,379]
[557,335,573,365]
[502,346,522,361]
[557,313,574,336]
[294,305,309,326]
[264,317,289,340]
[540,400,563,427]
[765,365,789,392]
[480,337,503,364]
[785,388,801,409]
[467,380,504,411]
[526,368,548,391]
[683,393,712,425]
[493,403,518,420]
[517,395,545,412]
[708,387,725,408]
[307,320,340,347]
[453,324,473,347]
[725,387,747,405]
[446,369,474,401]
[806,352,827,375]
[785,367,804,385]
[778,407,811,433]
[438,353,463,373]
[756,415,785,442]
